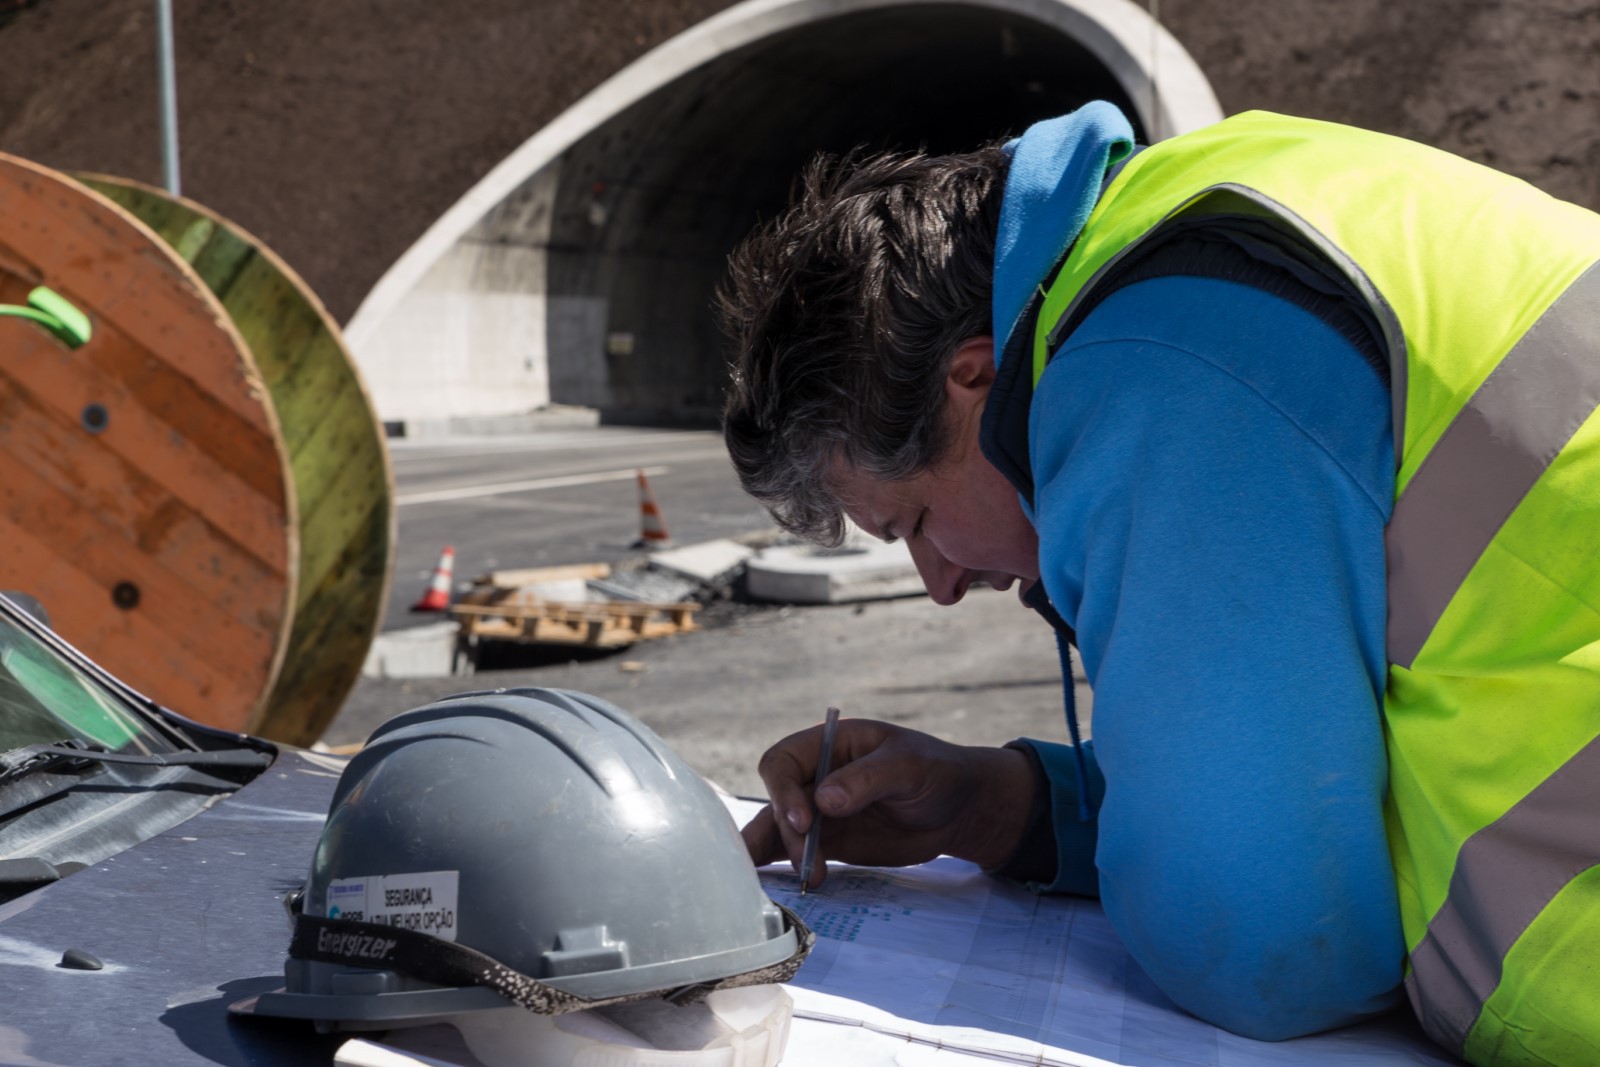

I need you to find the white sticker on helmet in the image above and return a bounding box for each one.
[327,870,461,942]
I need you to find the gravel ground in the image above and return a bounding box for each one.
[322,586,1089,798]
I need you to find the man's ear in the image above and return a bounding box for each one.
[946,336,996,399]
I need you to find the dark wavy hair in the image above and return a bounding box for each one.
[717,143,1009,544]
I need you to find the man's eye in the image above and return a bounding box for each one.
[912,511,927,537]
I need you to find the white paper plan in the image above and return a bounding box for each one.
[718,789,1463,1067]
[758,857,1462,1067]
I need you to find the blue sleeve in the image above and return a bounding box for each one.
[1014,736,1105,897]
[1027,275,1405,1040]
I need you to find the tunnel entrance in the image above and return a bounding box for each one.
[347,0,1217,433]
[546,5,1146,426]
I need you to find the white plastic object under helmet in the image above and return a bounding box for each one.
[451,984,793,1067]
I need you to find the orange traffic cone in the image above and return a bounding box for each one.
[411,545,456,612]
[633,470,673,550]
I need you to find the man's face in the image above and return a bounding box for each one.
[831,337,1040,607]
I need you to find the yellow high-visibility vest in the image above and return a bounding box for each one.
[1033,110,1600,1066]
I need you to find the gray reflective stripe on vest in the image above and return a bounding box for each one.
[1405,734,1600,1054]
[1386,260,1600,668]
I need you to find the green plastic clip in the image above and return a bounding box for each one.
[0,286,93,348]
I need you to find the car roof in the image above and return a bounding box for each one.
[0,748,346,1064]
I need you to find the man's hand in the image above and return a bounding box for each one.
[741,718,1036,889]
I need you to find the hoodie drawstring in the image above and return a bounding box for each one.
[1053,629,1095,822]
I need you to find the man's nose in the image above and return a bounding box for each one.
[908,538,966,606]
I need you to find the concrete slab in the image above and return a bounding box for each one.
[392,405,599,440]
[648,539,755,586]
[589,568,699,604]
[361,621,463,679]
[745,539,925,604]
[519,577,592,602]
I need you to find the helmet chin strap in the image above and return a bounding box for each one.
[287,906,814,1016]
[1019,582,1096,819]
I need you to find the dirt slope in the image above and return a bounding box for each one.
[0,0,730,321]
[1162,0,1600,210]
[2,0,1596,324]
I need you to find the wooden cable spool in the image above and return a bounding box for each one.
[0,153,297,735]
[74,174,397,747]
[0,155,394,745]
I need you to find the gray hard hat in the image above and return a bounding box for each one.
[235,688,808,1029]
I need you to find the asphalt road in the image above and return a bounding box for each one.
[325,425,1081,796]
[383,427,774,633]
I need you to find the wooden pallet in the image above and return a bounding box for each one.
[474,562,610,587]
[452,597,699,650]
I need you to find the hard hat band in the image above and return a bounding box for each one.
[288,906,814,1016]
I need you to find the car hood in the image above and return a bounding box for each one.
[0,748,349,1066]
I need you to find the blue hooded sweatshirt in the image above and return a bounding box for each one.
[987,104,1406,1041]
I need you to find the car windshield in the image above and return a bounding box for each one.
[0,607,168,757]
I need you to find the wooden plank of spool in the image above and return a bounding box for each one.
[79,175,396,747]
[0,154,296,733]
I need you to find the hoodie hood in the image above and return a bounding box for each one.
[992,102,1135,359]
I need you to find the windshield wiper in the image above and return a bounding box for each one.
[0,738,271,786]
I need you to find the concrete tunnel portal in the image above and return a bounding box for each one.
[346,0,1221,431]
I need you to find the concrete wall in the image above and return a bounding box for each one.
[358,165,562,427]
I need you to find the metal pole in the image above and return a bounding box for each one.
[1147,0,1162,142]
[155,0,180,196]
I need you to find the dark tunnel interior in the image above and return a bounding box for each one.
[536,4,1146,423]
